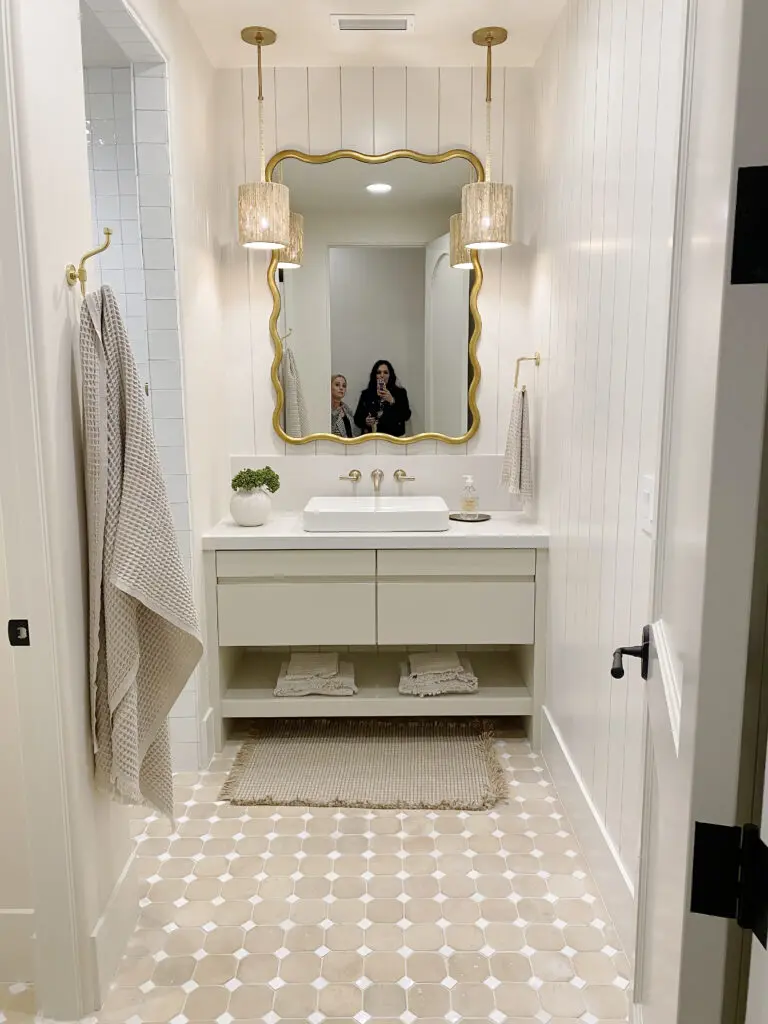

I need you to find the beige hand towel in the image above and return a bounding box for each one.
[399,656,478,697]
[286,652,340,680]
[502,388,533,501]
[80,286,202,818]
[283,344,309,437]
[275,660,357,697]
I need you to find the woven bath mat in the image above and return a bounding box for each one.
[220,718,507,811]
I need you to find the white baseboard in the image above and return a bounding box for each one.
[90,849,138,1001]
[0,909,35,982]
[541,706,637,958]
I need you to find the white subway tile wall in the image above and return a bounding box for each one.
[85,60,198,770]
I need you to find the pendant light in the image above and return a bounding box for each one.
[449,213,473,270]
[462,27,513,250]
[238,27,289,250]
[277,212,304,269]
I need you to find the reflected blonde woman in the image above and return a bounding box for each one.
[330,374,358,438]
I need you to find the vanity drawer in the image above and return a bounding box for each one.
[377,580,535,646]
[376,549,535,578]
[217,580,376,646]
[217,550,375,579]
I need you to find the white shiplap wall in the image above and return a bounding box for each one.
[532,0,687,907]
[215,66,535,462]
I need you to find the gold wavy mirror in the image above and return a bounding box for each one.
[266,149,484,446]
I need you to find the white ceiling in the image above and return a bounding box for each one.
[176,0,566,69]
[281,155,471,216]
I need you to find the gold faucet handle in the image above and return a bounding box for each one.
[394,468,415,482]
[339,469,362,482]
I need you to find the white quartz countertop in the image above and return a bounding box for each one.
[202,513,549,550]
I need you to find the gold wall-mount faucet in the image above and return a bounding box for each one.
[371,468,384,493]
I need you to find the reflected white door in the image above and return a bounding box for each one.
[631,1,768,1021]
[424,234,469,437]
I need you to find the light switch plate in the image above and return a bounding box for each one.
[640,474,656,537]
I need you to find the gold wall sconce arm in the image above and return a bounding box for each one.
[66,227,113,297]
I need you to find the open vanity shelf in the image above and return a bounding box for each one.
[202,517,548,759]
[221,649,532,719]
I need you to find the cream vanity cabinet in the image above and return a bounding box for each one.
[202,522,548,755]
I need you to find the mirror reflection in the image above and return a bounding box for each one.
[273,154,481,443]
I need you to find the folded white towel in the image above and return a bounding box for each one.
[400,655,478,697]
[501,387,533,501]
[285,652,339,681]
[275,659,357,697]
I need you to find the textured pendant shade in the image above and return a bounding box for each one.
[277,212,304,268]
[462,181,513,250]
[450,214,473,270]
[237,27,289,251]
[462,26,513,251]
[238,182,290,250]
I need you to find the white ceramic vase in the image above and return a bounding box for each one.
[230,487,272,527]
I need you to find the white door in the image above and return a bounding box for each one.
[629,1,768,1021]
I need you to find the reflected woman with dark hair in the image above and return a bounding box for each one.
[353,360,412,438]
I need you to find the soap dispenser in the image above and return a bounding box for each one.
[461,475,479,518]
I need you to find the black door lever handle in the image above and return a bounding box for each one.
[611,625,652,680]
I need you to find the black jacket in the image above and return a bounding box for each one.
[354,387,412,438]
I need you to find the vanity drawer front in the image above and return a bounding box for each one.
[377,580,535,646]
[217,550,375,579]
[217,580,376,646]
[376,549,535,578]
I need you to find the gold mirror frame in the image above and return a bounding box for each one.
[266,148,484,446]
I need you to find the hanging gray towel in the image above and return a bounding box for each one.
[501,388,533,501]
[283,344,309,437]
[80,286,203,817]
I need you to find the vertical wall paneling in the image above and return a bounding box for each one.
[437,67,472,151]
[534,0,686,891]
[308,67,342,152]
[373,67,406,152]
[275,68,309,151]
[341,67,374,153]
[405,67,439,153]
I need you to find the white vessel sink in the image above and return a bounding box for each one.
[303,495,450,533]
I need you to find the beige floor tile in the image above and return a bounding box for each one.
[364,982,407,1017]
[69,739,633,1024]
[228,982,274,1018]
[322,951,364,983]
[319,983,363,1016]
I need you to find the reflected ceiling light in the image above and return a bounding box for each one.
[366,182,392,194]
[237,27,290,250]
[462,27,513,250]
[277,212,304,269]
[450,214,473,270]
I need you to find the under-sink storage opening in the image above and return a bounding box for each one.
[218,646,534,723]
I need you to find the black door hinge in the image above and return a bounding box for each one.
[7,619,30,646]
[691,821,768,947]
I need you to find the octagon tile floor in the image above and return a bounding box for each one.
[1,733,631,1023]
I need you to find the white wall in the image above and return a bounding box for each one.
[0,511,33,982]
[425,234,470,438]
[3,0,136,1013]
[329,246,425,435]
[82,11,198,770]
[531,0,687,919]
[217,65,535,463]
[127,0,227,770]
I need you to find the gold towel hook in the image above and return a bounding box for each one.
[514,351,541,391]
[66,227,113,297]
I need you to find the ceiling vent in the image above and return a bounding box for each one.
[331,14,415,33]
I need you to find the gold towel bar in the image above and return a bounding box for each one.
[514,351,541,391]
[66,227,113,297]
